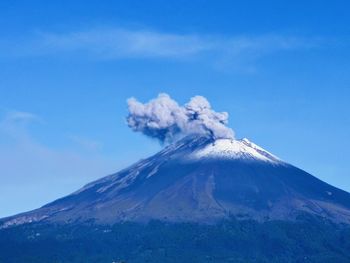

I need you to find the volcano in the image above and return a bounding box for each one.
[2,136,350,228]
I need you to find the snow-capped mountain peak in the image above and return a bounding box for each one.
[190,138,281,163]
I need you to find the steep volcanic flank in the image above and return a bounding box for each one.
[2,136,350,227]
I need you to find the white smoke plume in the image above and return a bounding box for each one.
[127,93,234,143]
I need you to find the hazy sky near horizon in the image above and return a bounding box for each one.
[1,0,350,217]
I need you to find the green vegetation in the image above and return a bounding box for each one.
[1,215,350,263]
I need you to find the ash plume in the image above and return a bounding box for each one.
[126,93,234,143]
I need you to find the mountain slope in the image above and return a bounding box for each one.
[2,136,350,227]
[2,216,350,263]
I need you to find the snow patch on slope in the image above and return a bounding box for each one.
[0,215,48,229]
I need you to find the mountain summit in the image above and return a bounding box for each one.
[2,136,350,227]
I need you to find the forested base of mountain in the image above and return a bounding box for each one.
[1,214,350,263]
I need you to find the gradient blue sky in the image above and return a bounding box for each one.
[1,0,350,217]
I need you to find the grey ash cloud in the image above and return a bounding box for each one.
[126,93,234,143]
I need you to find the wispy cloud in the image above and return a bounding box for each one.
[5,27,321,64]
[0,110,42,140]
[39,28,211,58]
[2,110,41,125]
[0,110,121,217]
[68,135,102,151]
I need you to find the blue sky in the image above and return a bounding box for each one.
[1,0,350,217]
